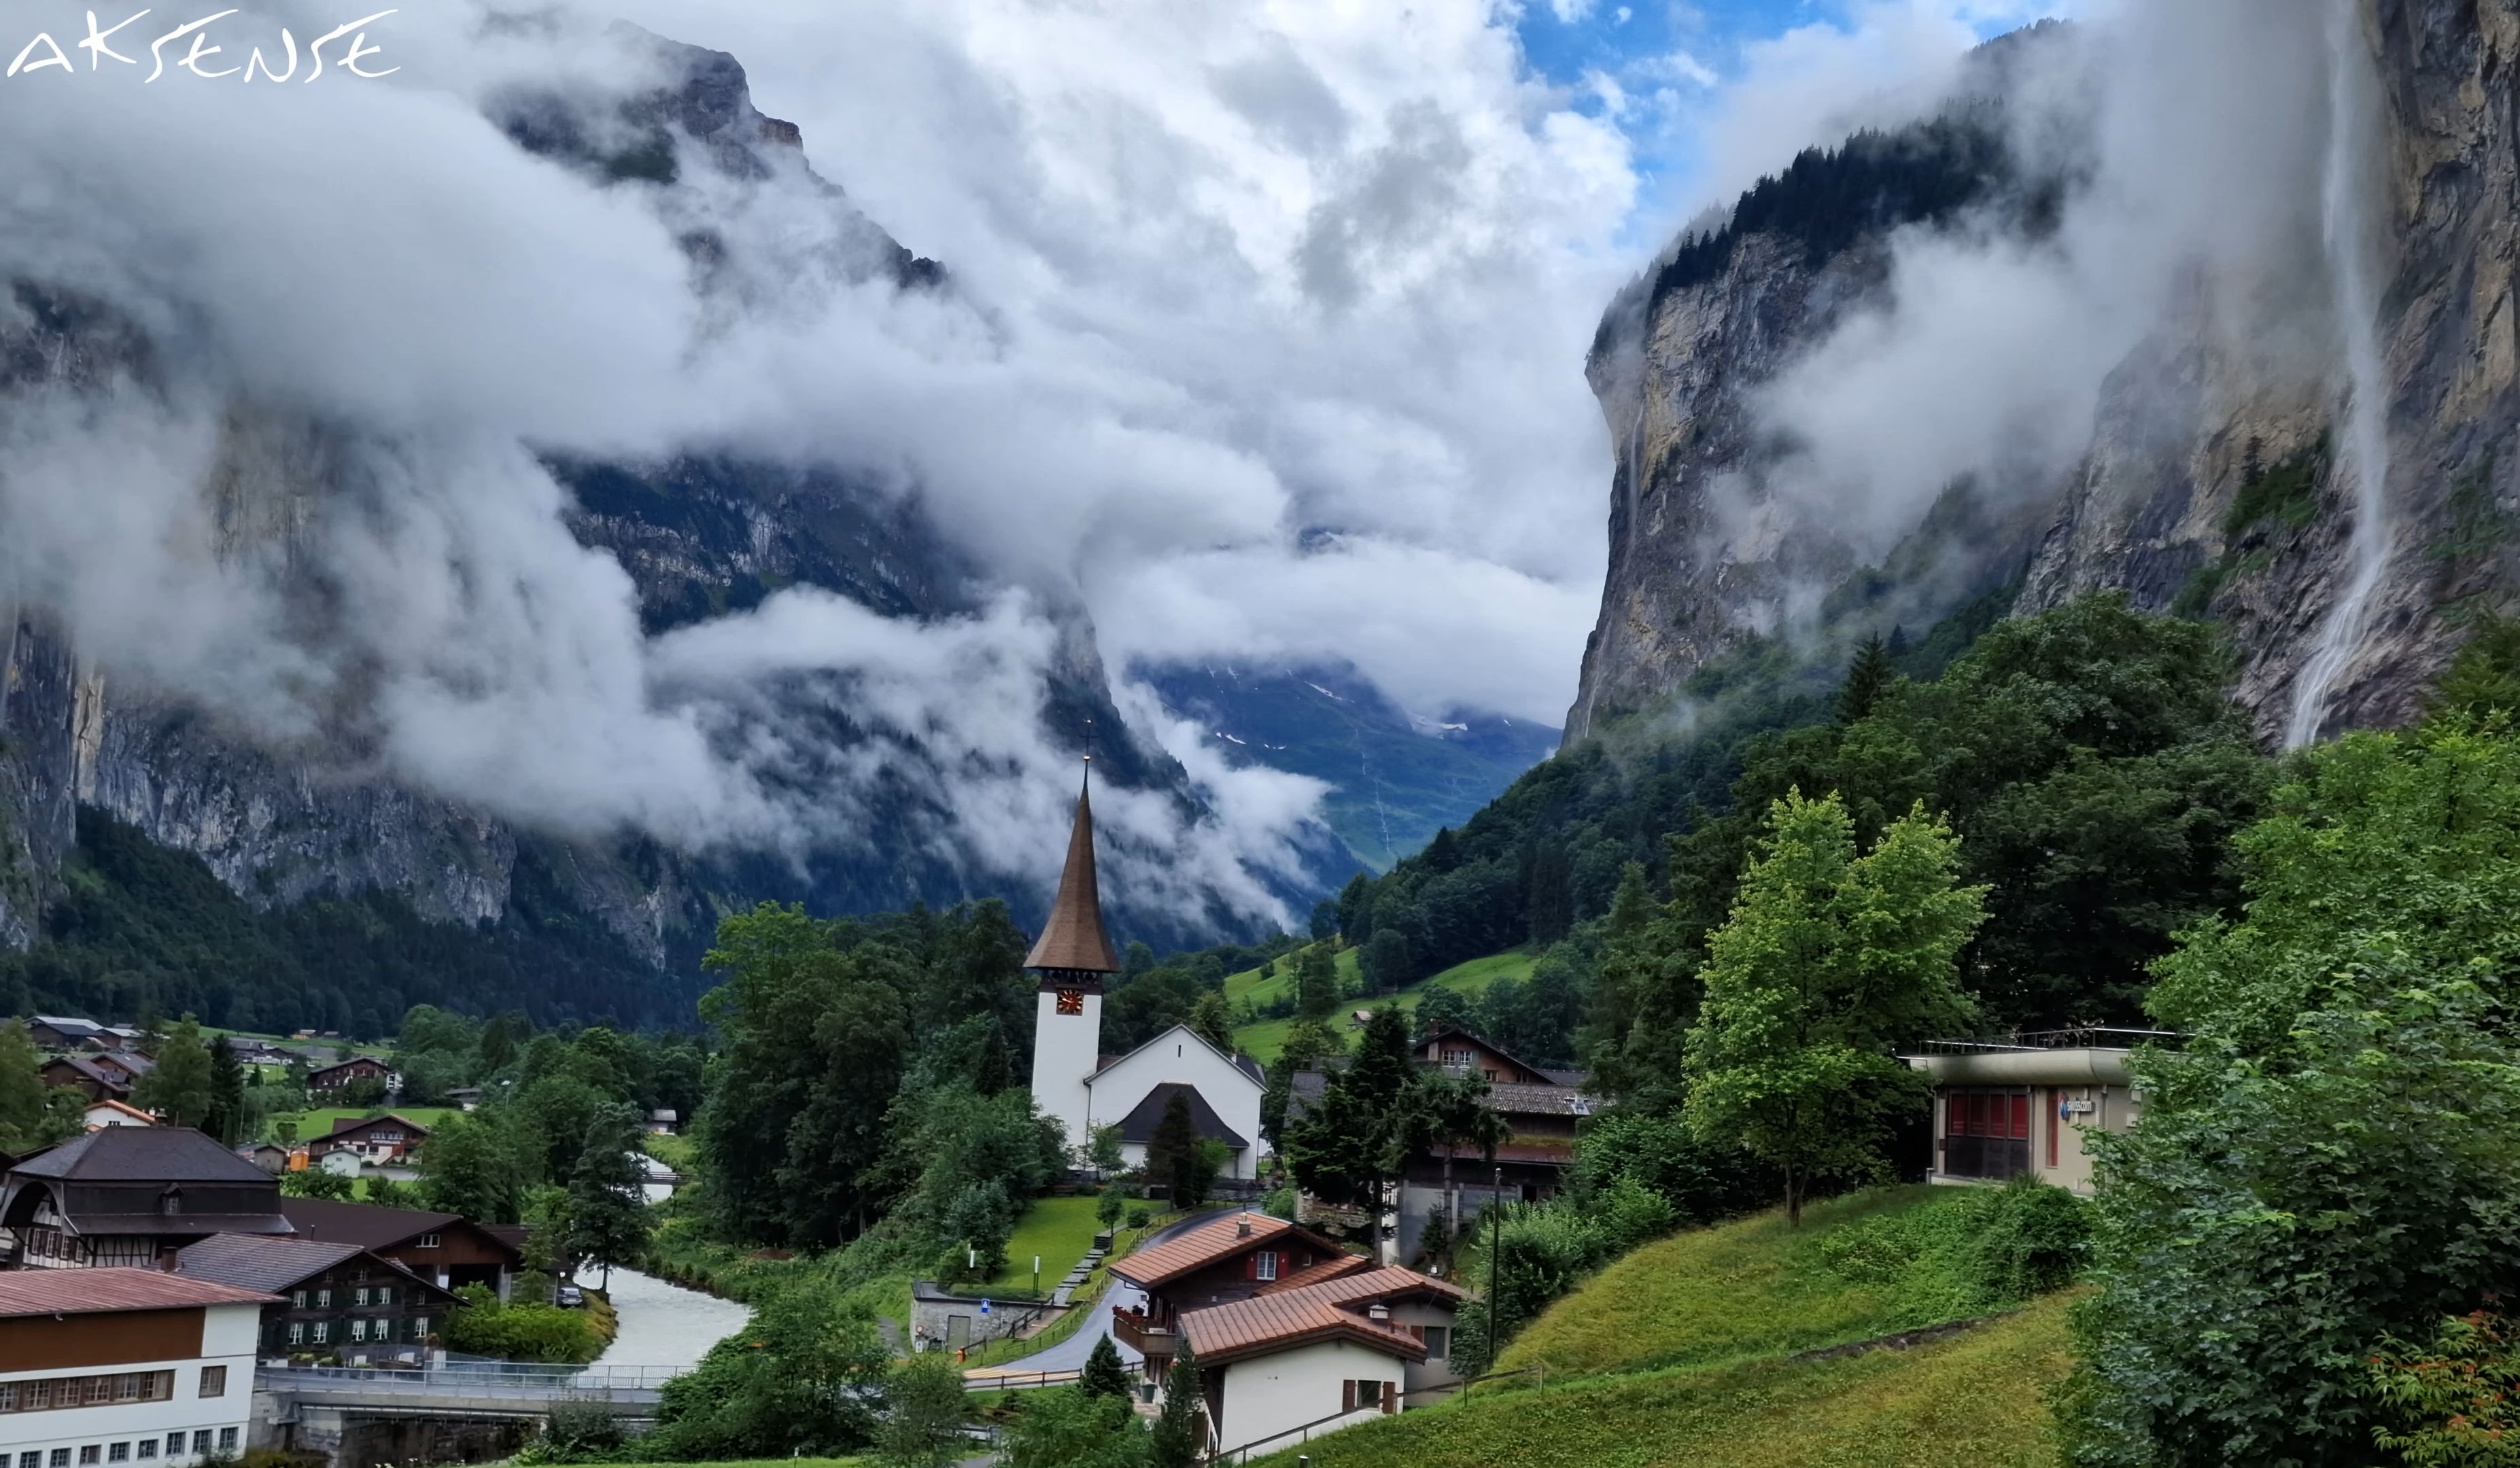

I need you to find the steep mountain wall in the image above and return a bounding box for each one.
[0,33,1188,1007]
[1569,1,2520,747]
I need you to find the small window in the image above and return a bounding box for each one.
[190,1435,209,1457]
[216,1433,235,1453]
[377,1285,392,1306]
[1347,1379,1384,1410]
[19,1452,38,1468]
[48,1451,67,1468]
[137,1444,156,1462]
[78,1450,98,1467]
[415,1233,441,1248]
[87,1379,111,1405]
[315,1289,331,1308]
[1254,1251,1279,1282]
[411,1316,430,1340]
[165,1436,184,1458]
[291,1291,307,1309]
[1423,1325,1450,1360]
[288,1323,305,1346]
[354,1287,370,1307]
[351,1320,368,1342]
[197,1366,226,1399]
[312,1322,329,1344]
[107,1446,128,1464]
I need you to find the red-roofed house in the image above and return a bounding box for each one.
[1107,1211,1352,1371]
[0,1268,275,1468]
[1178,1265,1466,1457]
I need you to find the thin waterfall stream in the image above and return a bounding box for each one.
[2285,0,2395,748]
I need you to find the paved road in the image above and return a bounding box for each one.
[583,1267,751,1374]
[978,1208,1227,1376]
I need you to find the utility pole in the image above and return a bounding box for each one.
[1490,1164,1504,1359]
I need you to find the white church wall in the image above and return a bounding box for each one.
[1030,984,1103,1158]
[1088,1026,1266,1180]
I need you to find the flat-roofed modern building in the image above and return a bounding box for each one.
[0,1269,274,1468]
[1904,1030,2173,1195]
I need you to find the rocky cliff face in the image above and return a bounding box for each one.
[1569,1,2520,746]
[0,33,1182,988]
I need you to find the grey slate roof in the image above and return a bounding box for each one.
[175,1234,364,1291]
[1114,1081,1249,1150]
[12,1125,274,1183]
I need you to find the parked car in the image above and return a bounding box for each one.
[555,1283,585,1307]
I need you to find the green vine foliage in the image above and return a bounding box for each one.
[2368,1312,2520,1467]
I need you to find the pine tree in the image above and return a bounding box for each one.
[565,1104,653,1287]
[203,1038,247,1145]
[1080,1333,1132,1401]
[1835,632,1897,724]
[0,1023,50,1150]
[1294,944,1339,1019]
[1186,991,1235,1055]
[133,1017,215,1127]
[1283,1007,1426,1259]
[1149,1342,1207,1468]
[1143,1093,1216,1208]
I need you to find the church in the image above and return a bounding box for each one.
[1026,765,1267,1181]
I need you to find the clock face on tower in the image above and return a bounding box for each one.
[1056,990,1085,1015]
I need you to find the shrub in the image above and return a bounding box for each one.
[1814,1181,2090,1323]
[1124,1205,1152,1229]
[443,1284,600,1363]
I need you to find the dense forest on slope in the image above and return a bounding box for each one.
[1332,591,2270,1079]
[0,809,695,1036]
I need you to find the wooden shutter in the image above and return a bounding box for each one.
[1342,1380,1356,1412]
[1383,1382,1398,1414]
[2046,1091,2060,1168]
[1245,1253,1259,1280]
[2011,1093,2030,1141]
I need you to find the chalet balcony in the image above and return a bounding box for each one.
[1111,1306,1175,1357]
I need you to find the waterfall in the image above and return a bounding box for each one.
[2285,0,2394,748]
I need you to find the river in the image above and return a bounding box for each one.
[585,1267,753,1370]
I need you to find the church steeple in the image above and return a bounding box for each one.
[1025,761,1120,977]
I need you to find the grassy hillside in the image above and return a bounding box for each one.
[1228,947,1536,1062]
[1251,1186,2080,1467]
[1247,1292,2071,1468]
[1497,1187,1967,1378]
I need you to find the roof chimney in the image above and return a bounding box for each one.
[1236,1212,1252,1238]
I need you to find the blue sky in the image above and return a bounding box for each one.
[1513,1,2060,217]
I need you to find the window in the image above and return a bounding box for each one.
[1254,1251,1279,1282]
[377,1285,392,1306]
[291,1291,307,1309]
[46,1451,66,1468]
[1940,1088,2033,1181]
[216,1433,235,1453]
[312,1322,329,1344]
[86,1379,111,1405]
[197,1366,226,1399]
[20,1451,39,1468]
[354,1287,370,1307]
[107,1445,128,1463]
[137,1444,156,1461]
[414,1233,441,1248]
[165,1436,183,1458]
[1422,1325,1450,1360]
[315,1289,331,1308]
[78,1448,98,1466]
[350,1320,368,1342]
[1343,1380,1389,1413]
[288,1323,305,1346]
[410,1316,430,1340]
[190,1435,210,1456]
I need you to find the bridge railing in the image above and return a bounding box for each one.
[258,1363,689,1394]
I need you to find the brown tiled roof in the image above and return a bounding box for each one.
[1256,1254,1376,1295]
[1112,1212,1345,1289]
[277,1198,514,1257]
[177,1234,461,1301]
[1179,1267,1463,1366]
[1024,782,1120,975]
[0,1267,277,1316]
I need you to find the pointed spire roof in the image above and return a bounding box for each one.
[1025,763,1120,975]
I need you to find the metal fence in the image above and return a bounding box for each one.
[258,1363,688,1395]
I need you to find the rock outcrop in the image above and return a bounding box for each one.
[1568,1,2520,747]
